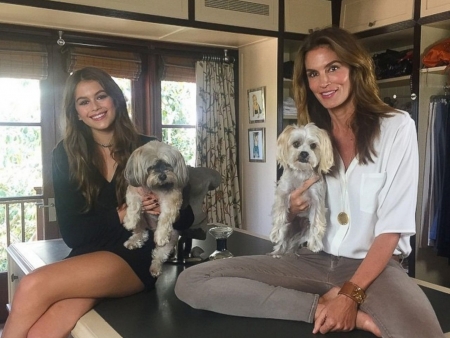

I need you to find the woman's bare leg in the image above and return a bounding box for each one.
[27,298,98,338]
[2,251,144,338]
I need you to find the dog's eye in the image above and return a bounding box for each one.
[310,143,317,149]
[293,141,300,148]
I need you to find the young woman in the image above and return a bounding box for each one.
[2,67,194,338]
[175,27,444,337]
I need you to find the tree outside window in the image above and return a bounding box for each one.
[161,81,196,166]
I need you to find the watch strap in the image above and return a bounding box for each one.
[338,281,366,305]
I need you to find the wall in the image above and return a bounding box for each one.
[238,38,278,238]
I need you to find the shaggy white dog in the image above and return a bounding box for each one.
[270,123,334,255]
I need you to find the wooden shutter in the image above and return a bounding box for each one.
[0,40,48,80]
[161,55,196,83]
[65,46,142,80]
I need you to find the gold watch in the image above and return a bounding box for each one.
[338,281,366,305]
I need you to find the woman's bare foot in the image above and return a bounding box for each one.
[317,287,382,337]
[356,311,381,337]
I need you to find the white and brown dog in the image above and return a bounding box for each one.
[123,141,189,277]
[270,123,334,255]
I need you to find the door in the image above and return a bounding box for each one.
[0,44,64,323]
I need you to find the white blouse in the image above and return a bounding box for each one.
[323,110,418,259]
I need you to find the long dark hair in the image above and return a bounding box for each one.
[62,67,139,211]
[292,27,395,164]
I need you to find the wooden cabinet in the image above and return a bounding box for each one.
[284,0,331,34]
[46,0,189,19]
[421,0,450,18]
[6,240,70,310]
[340,0,414,33]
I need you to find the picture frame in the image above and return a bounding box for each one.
[248,87,266,123]
[248,128,265,162]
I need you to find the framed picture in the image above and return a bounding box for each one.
[248,87,266,123]
[248,128,265,162]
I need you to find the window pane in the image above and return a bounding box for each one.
[162,128,196,167]
[0,78,40,123]
[161,81,196,125]
[113,77,133,118]
[0,126,42,197]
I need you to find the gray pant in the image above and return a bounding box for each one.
[175,249,444,338]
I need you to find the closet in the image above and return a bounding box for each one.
[279,0,450,286]
[346,1,450,285]
[416,17,450,282]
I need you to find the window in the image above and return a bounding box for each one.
[113,77,132,117]
[0,78,43,271]
[161,81,196,166]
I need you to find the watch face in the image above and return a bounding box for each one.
[351,289,365,303]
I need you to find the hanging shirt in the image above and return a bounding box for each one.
[323,110,418,259]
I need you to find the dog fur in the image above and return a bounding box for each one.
[123,141,189,277]
[270,123,334,255]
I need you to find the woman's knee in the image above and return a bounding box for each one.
[13,272,49,307]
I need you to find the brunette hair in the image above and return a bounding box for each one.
[292,26,394,164]
[62,67,139,211]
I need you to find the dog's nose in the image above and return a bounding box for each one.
[159,173,167,181]
[299,151,309,159]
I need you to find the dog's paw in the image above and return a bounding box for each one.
[150,261,163,277]
[124,231,149,250]
[124,239,143,250]
[307,239,324,253]
[154,229,170,247]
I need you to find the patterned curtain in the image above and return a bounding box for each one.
[195,61,241,228]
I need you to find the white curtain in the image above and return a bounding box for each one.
[195,61,241,228]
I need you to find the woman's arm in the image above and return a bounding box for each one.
[314,114,419,334]
[52,143,122,249]
[313,233,400,334]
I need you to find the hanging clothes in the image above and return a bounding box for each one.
[420,95,450,263]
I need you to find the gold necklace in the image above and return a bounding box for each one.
[94,141,113,148]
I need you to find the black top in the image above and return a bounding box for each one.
[52,135,194,289]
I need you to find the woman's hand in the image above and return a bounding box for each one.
[313,291,358,334]
[288,176,319,218]
[138,189,161,216]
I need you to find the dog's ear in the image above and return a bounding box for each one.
[317,128,334,173]
[125,147,145,187]
[173,150,189,187]
[277,124,295,169]
[163,143,189,187]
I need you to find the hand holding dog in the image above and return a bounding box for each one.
[288,176,319,217]
[138,189,161,215]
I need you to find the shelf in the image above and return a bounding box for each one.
[420,66,448,74]
[377,75,411,86]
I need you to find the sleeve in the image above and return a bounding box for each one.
[173,204,194,231]
[52,143,123,249]
[375,115,418,240]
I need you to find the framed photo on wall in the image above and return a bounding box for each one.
[248,128,265,162]
[248,87,266,123]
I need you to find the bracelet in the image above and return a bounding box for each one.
[338,281,366,305]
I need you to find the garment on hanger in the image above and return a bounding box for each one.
[420,95,450,264]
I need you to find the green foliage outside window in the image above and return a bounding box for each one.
[161,81,196,166]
